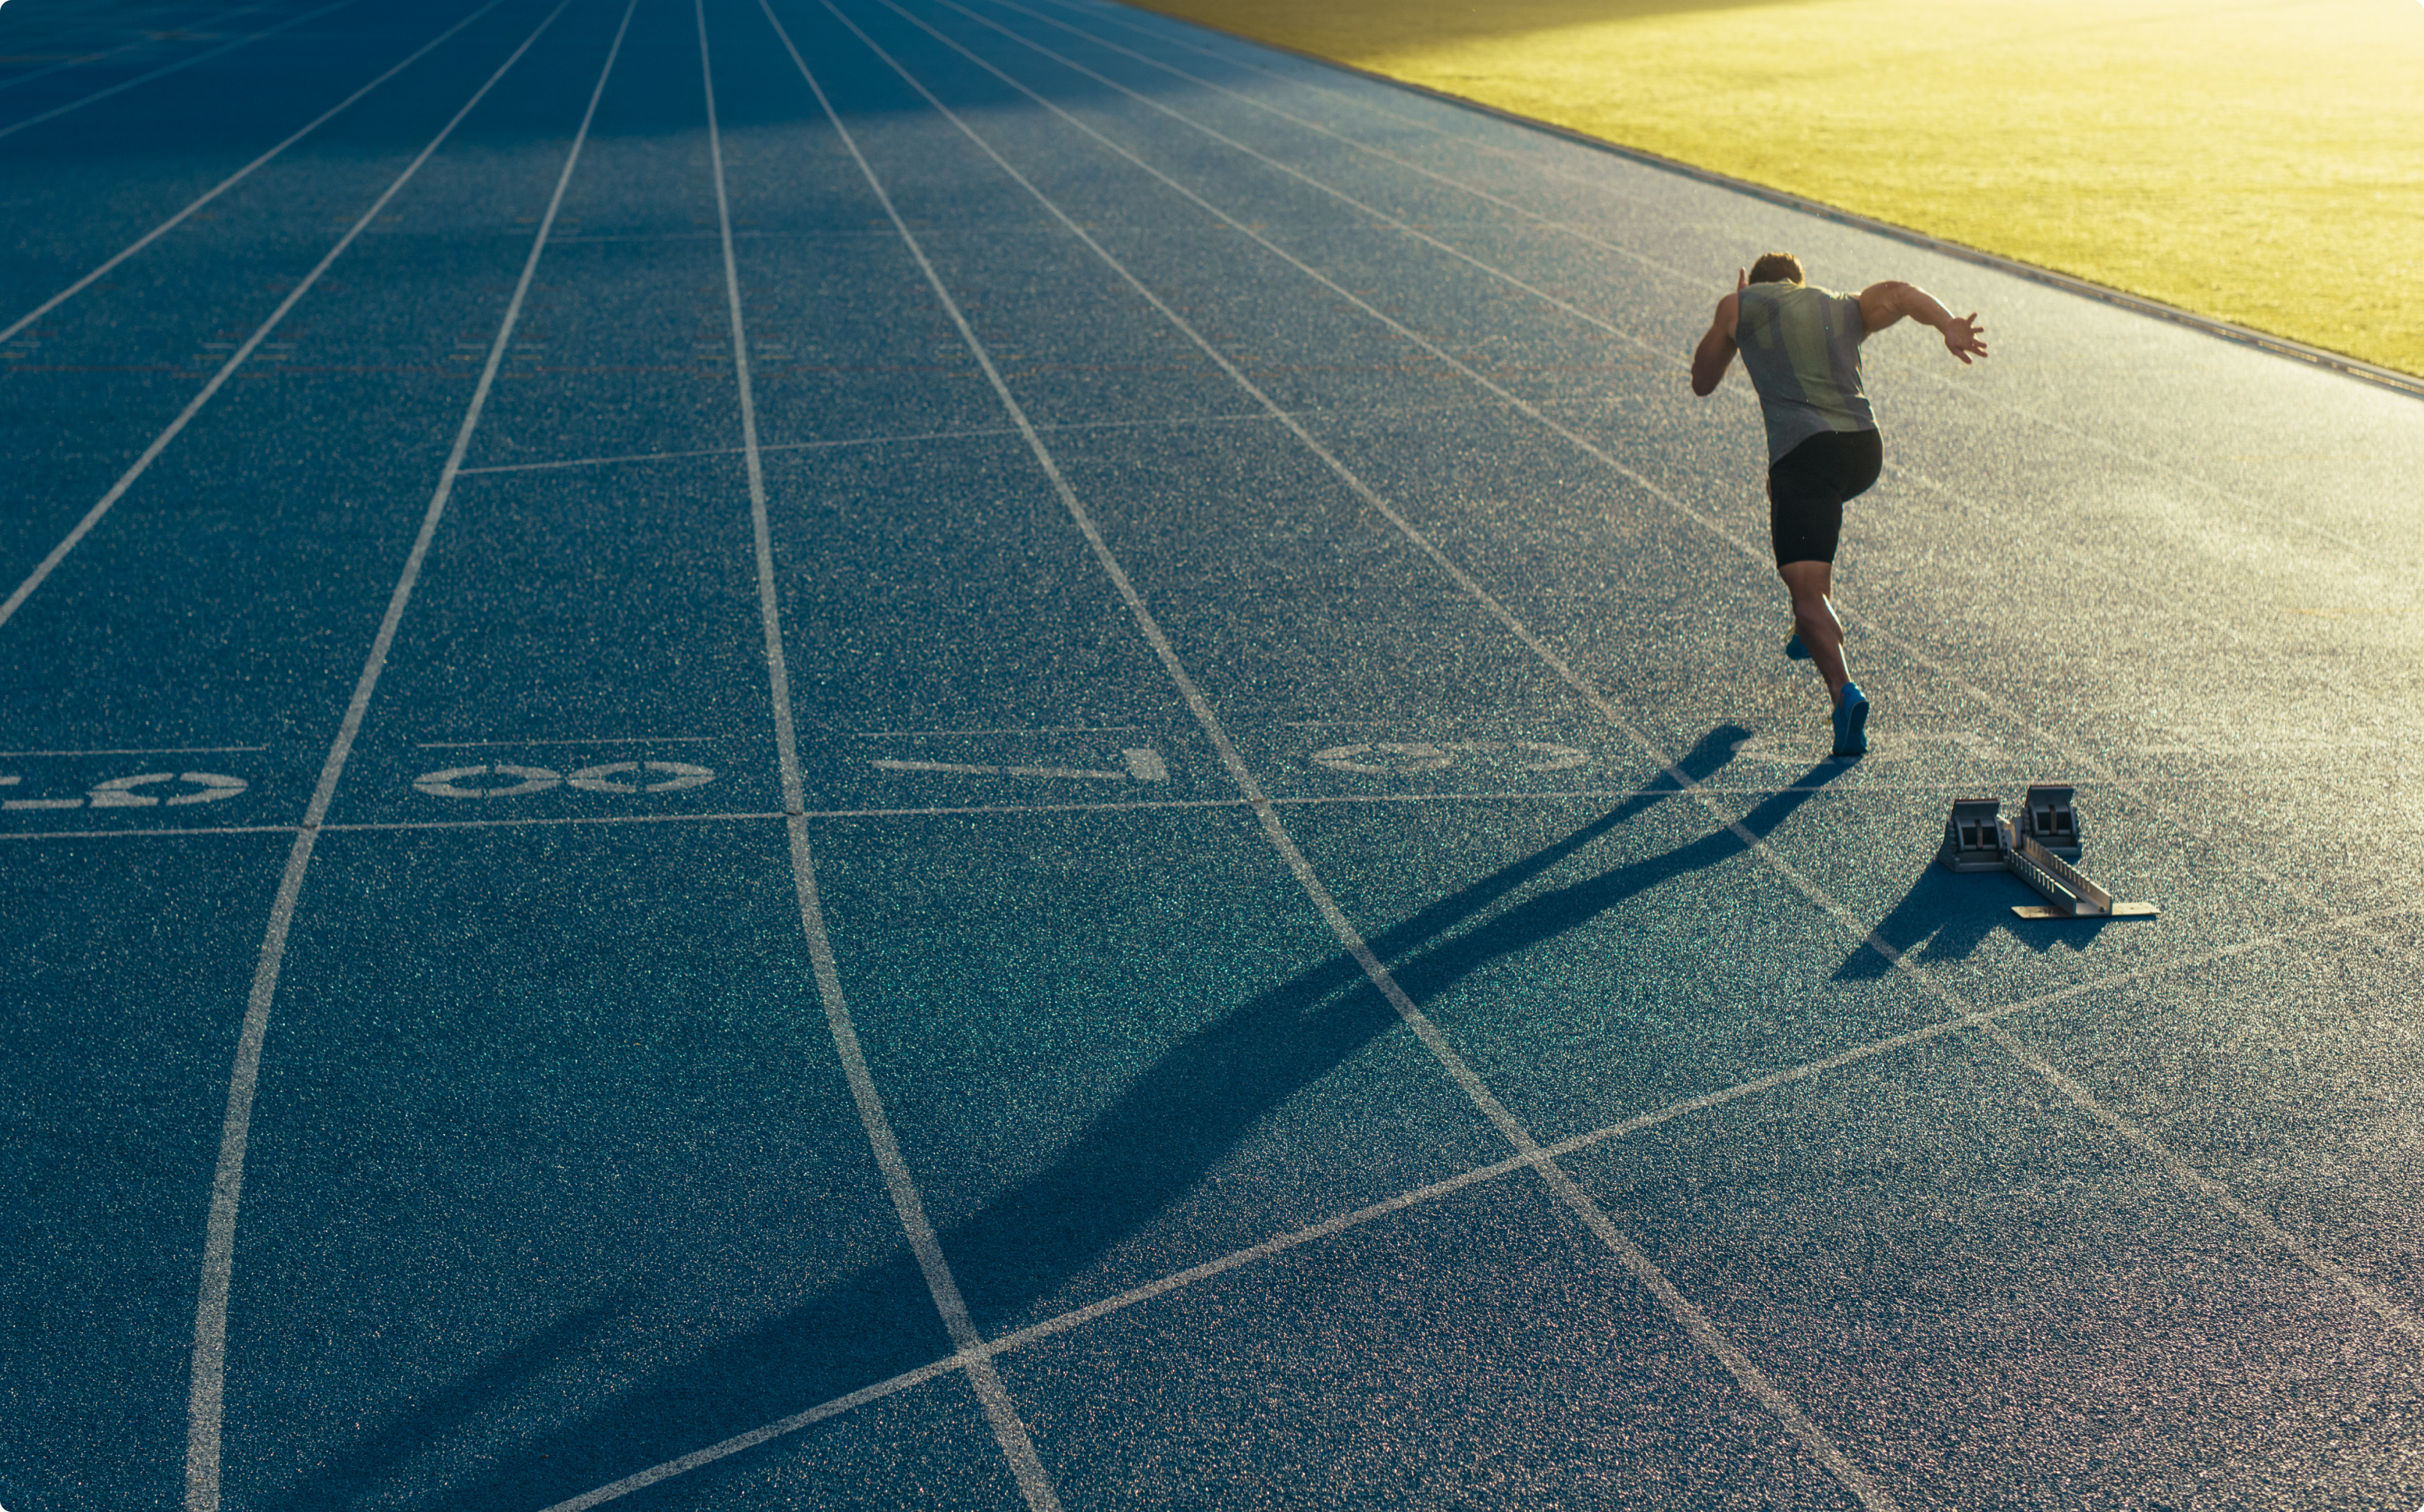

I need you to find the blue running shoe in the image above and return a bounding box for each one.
[1784,632,1811,661]
[1832,682,1870,758]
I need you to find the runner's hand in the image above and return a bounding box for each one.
[1944,314,1989,363]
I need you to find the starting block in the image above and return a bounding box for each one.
[1938,789,2157,920]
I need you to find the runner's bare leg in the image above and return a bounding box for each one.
[1779,560,1850,702]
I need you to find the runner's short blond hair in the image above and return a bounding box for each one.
[1748,253,1805,286]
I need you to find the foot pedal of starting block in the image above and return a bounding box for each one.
[2017,784,2081,861]
[1937,798,2008,872]
[2012,902,2162,920]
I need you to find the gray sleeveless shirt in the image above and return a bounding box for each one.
[1734,281,1876,462]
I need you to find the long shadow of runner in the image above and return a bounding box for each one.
[315,724,1852,1510]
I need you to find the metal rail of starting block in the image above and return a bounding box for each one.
[1937,790,2158,920]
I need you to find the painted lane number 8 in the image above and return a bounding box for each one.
[412,761,716,799]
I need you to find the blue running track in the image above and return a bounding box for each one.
[6,0,2424,1506]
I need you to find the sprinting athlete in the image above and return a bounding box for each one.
[1690,253,1988,756]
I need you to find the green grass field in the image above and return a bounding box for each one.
[1126,0,2424,380]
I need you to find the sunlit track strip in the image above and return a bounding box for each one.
[973,0,2417,575]
[948,11,2424,966]
[531,890,2424,1509]
[0,0,516,346]
[786,2,1902,1504]
[0,0,362,142]
[843,0,2424,1414]
[1002,0,2424,1112]
[179,4,631,1504]
[698,4,1066,1508]
[0,1,569,640]
[836,0,2424,1409]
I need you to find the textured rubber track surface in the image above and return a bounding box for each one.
[4,1,2422,1508]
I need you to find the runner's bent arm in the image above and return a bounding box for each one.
[1856,280,1989,363]
[1690,289,1742,396]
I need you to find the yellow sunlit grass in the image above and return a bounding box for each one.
[1124,0,2424,378]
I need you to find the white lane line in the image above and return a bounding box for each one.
[852,724,1142,736]
[455,442,750,475]
[449,400,1504,477]
[0,0,561,640]
[178,4,627,1507]
[872,758,1130,779]
[0,744,268,756]
[411,735,716,747]
[0,824,305,842]
[0,0,514,346]
[323,810,781,832]
[530,1354,976,1512]
[703,5,1064,1509]
[450,410,1296,475]
[0,0,366,142]
[890,0,2424,1370]
[452,432,993,475]
[530,891,2423,1511]
[792,4,1893,1504]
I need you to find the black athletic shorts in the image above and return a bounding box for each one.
[1766,428,1883,567]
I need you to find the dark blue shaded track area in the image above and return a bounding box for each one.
[6,0,2423,1507]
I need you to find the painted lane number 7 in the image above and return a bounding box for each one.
[2,771,248,811]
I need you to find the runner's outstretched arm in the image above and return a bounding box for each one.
[1690,269,1749,395]
[1856,280,1989,362]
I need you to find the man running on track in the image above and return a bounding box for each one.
[1690,253,1988,755]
